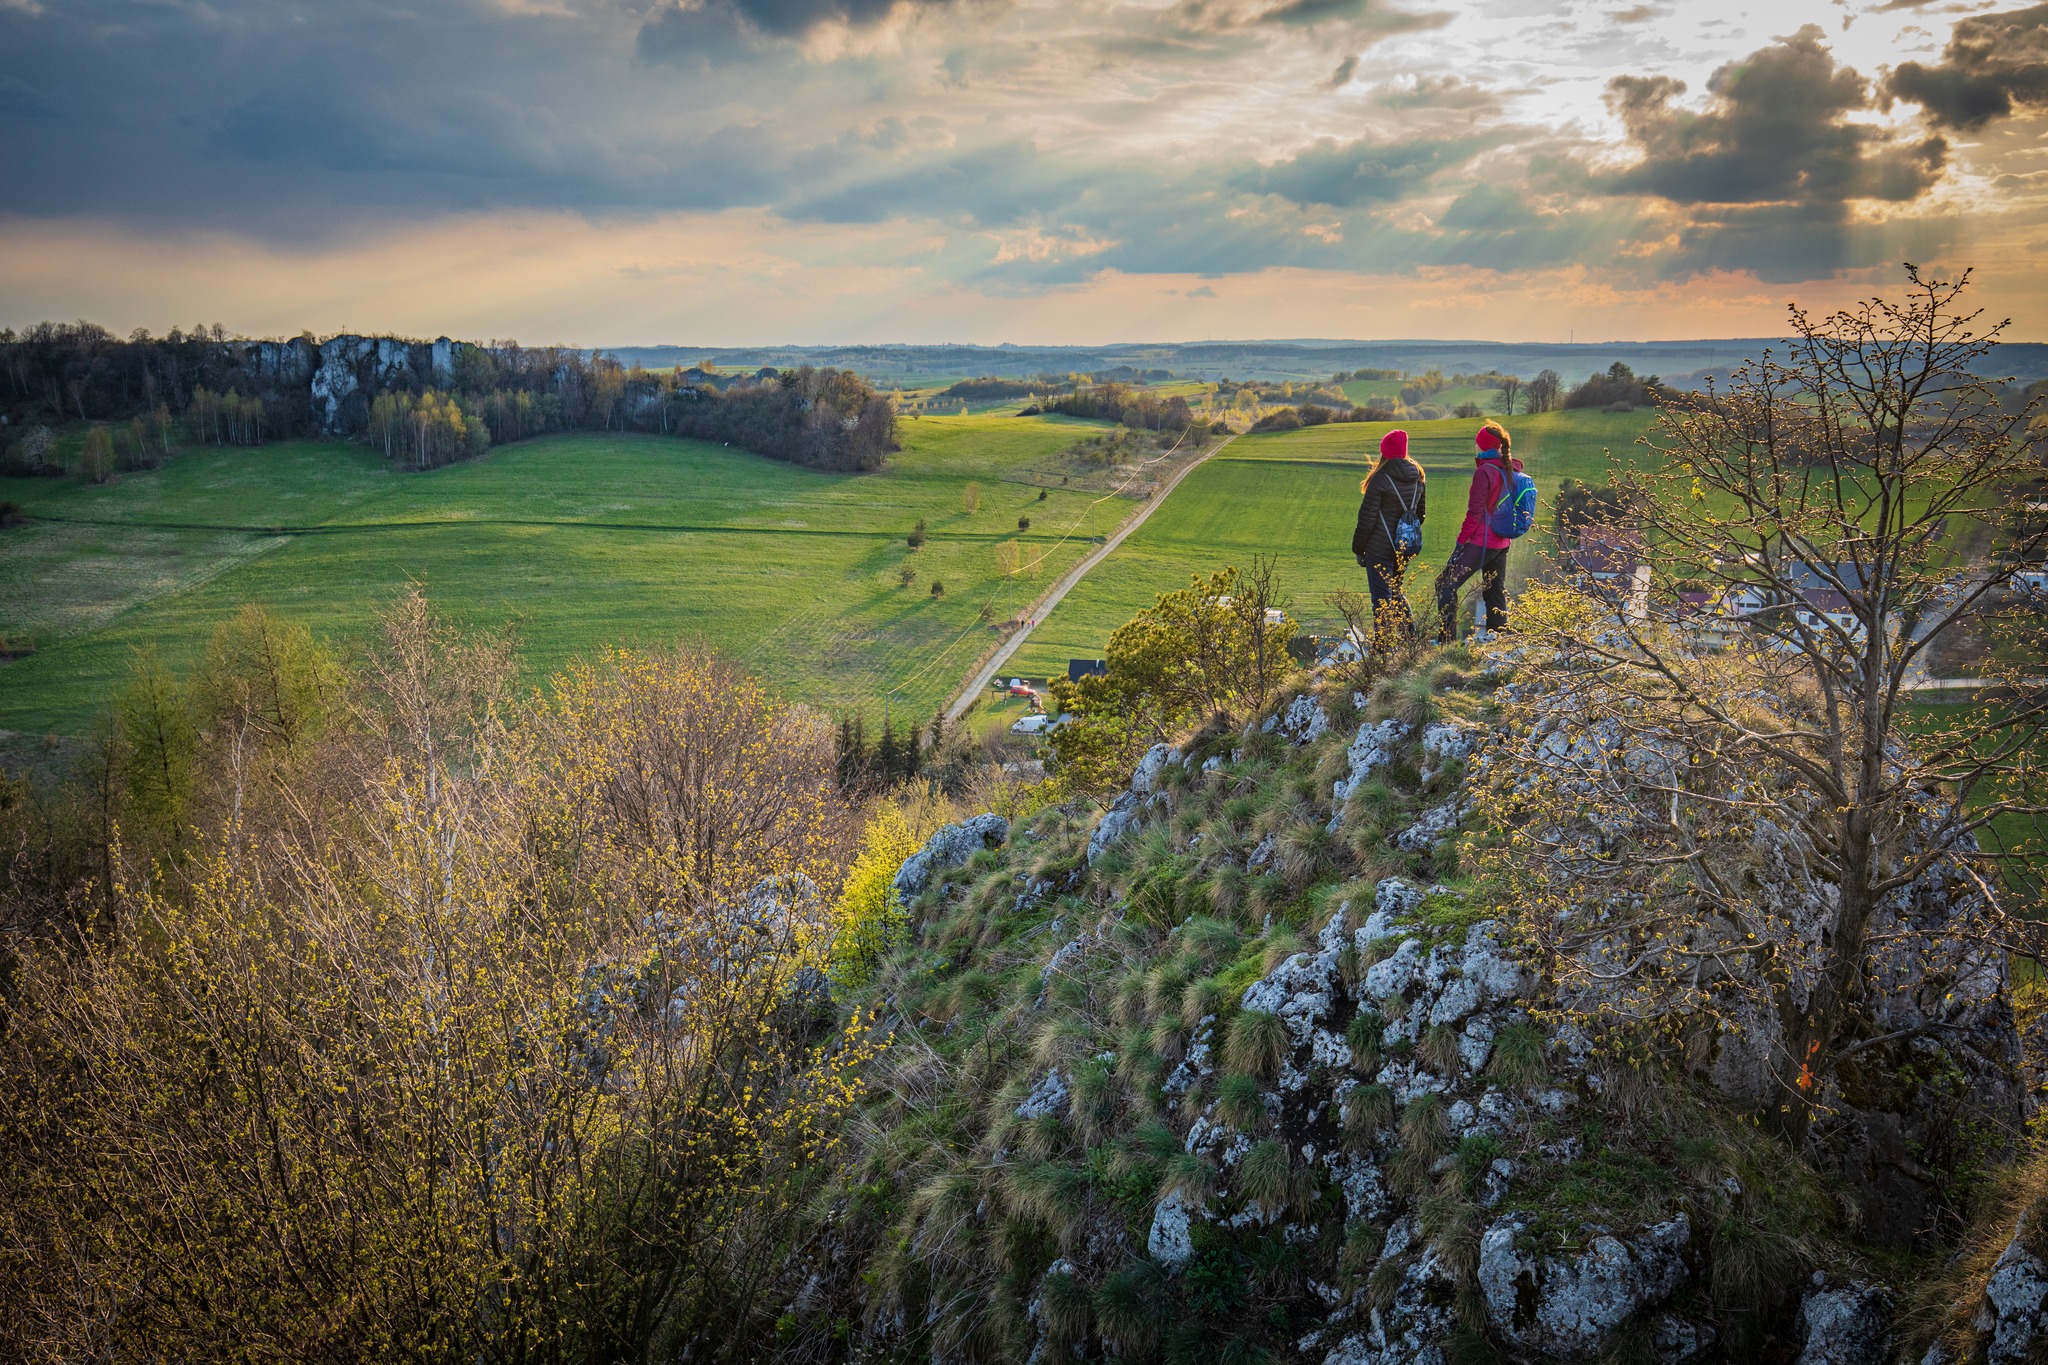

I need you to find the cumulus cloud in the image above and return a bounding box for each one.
[1602,28,1946,206]
[1886,3,2048,130]
[0,0,2027,320]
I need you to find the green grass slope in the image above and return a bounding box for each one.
[796,659,1878,1364]
[0,416,1145,734]
[1010,410,1658,679]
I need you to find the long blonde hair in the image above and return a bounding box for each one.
[1360,456,1425,494]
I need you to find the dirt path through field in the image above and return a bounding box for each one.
[944,433,1238,723]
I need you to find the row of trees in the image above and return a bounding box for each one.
[833,712,944,789]
[366,390,491,470]
[0,323,900,476]
[187,385,271,446]
[1043,383,1197,433]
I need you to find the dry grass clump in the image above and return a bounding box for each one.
[1276,819,1339,888]
[1399,1092,1453,1158]
[1486,1022,1548,1092]
[1342,1083,1393,1151]
[1224,1009,1288,1081]
[1419,1023,1466,1077]
[1346,1010,1385,1075]
[1217,1072,1268,1131]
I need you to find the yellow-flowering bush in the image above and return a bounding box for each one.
[830,802,922,990]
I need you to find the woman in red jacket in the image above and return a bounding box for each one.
[1433,420,1519,642]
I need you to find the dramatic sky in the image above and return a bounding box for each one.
[2,0,2045,343]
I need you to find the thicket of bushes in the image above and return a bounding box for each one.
[1044,383,1196,432]
[0,594,886,1361]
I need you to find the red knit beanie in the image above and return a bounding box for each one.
[1379,429,1409,460]
[1474,422,1505,453]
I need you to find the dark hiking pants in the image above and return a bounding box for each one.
[1433,542,1508,642]
[1364,556,1414,646]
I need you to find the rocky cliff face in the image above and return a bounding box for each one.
[305,334,475,433]
[782,662,2028,1364]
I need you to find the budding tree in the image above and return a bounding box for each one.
[1482,267,2047,1140]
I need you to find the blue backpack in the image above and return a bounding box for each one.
[1379,479,1423,557]
[1488,463,1538,540]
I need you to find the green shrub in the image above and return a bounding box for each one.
[1420,1024,1465,1076]
[1040,1267,1093,1343]
[1184,1247,1247,1317]
[1094,1262,1164,1356]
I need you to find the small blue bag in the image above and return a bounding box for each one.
[1380,480,1423,557]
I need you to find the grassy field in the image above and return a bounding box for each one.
[1338,379,1507,413]
[0,417,1145,735]
[1008,409,1660,679]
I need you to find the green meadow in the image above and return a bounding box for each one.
[0,416,1139,734]
[1008,409,1660,679]
[1337,378,1506,413]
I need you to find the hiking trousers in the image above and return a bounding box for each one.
[1363,556,1414,645]
[1434,542,1508,642]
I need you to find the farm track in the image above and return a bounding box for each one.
[944,434,1238,723]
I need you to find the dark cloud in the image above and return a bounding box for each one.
[1885,3,2048,130]
[1325,54,1359,88]
[638,0,969,51]
[1237,133,1489,207]
[1602,27,1945,206]
[1168,0,1447,34]
[1252,0,1374,24]
[1662,201,1954,282]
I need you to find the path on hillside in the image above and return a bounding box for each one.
[945,434,1239,724]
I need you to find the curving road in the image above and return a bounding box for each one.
[945,433,1238,723]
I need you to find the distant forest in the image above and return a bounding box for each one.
[0,322,896,475]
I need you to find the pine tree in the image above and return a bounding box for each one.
[877,715,901,785]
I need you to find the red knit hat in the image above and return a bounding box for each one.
[1474,420,1510,453]
[1379,429,1409,460]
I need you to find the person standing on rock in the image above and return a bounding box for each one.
[1351,428,1427,647]
[1434,419,1521,642]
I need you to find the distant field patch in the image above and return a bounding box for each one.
[0,417,1140,734]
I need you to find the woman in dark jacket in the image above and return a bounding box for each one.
[1350,428,1426,645]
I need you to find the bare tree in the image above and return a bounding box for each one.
[1484,267,2047,1141]
[1497,374,1521,416]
